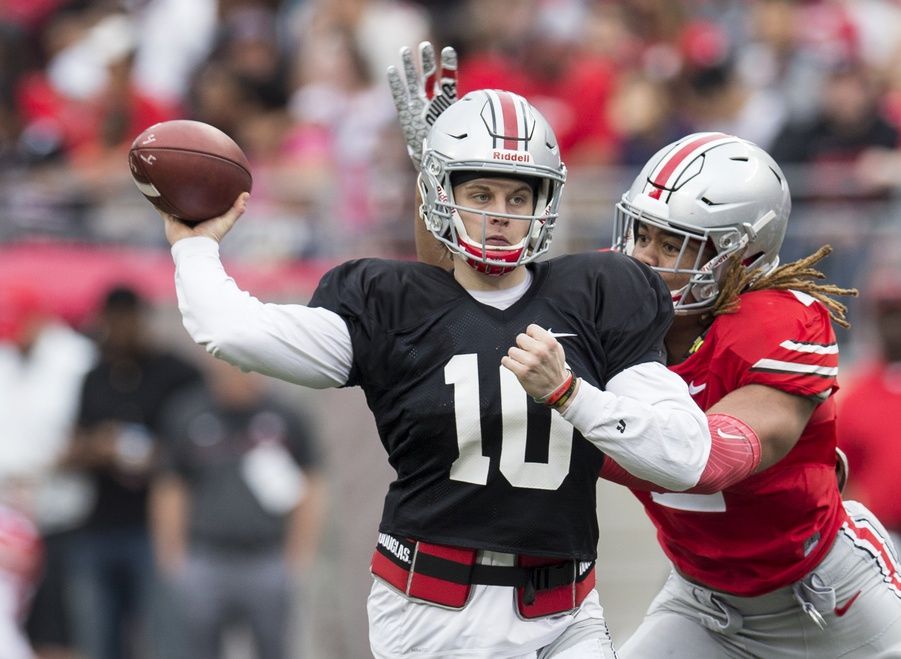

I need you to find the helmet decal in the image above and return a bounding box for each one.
[644,132,731,200]
[482,89,531,151]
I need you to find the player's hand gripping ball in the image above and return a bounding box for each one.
[128,120,252,223]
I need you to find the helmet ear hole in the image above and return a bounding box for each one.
[742,251,766,268]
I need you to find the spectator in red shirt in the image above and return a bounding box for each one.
[15,11,179,167]
[838,267,901,552]
[459,1,619,165]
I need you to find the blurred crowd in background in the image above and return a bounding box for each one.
[0,0,899,291]
[1,0,901,657]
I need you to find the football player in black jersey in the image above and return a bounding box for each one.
[155,69,712,655]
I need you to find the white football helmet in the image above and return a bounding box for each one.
[418,89,567,275]
[613,132,791,313]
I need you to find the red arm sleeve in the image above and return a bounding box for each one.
[600,413,760,493]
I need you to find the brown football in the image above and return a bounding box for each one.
[128,120,252,223]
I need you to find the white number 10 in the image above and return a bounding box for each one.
[445,354,574,491]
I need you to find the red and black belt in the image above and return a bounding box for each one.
[370,533,596,618]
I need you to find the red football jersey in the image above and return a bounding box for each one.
[633,289,845,596]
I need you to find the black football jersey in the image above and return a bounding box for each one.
[310,251,672,560]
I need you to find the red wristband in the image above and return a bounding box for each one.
[535,369,576,408]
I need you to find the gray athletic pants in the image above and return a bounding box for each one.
[167,546,293,659]
[621,501,901,658]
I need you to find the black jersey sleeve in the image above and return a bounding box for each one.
[307,258,457,389]
[594,252,673,379]
[308,259,372,387]
[309,260,369,320]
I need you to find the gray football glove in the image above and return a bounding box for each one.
[387,41,458,169]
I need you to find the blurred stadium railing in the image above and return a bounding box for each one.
[1,161,897,329]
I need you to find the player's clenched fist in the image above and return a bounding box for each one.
[501,325,579,410]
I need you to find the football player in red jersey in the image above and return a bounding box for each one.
[837,270,901,557]
[607,132,901,657]
[154,75,714,656]
[400,42,901,658]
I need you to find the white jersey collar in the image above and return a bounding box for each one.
[467,270,533,310]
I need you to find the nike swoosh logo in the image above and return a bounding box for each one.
[688,381,707,396]
[717,428,746,441]
[834,590,862,617]
[547,328,577,339]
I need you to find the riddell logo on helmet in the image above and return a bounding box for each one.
[492,150,531,163]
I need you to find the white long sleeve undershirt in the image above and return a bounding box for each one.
[173,237,352,388]
[173,237,710,489]
[561,363,710,491]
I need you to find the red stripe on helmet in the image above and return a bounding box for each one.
[649,133,729,194]
[497,91,520,150]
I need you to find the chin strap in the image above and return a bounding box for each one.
[456,231,527,276]
[600,412,761,494]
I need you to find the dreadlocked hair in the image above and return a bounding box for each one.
[711,245,858,328]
